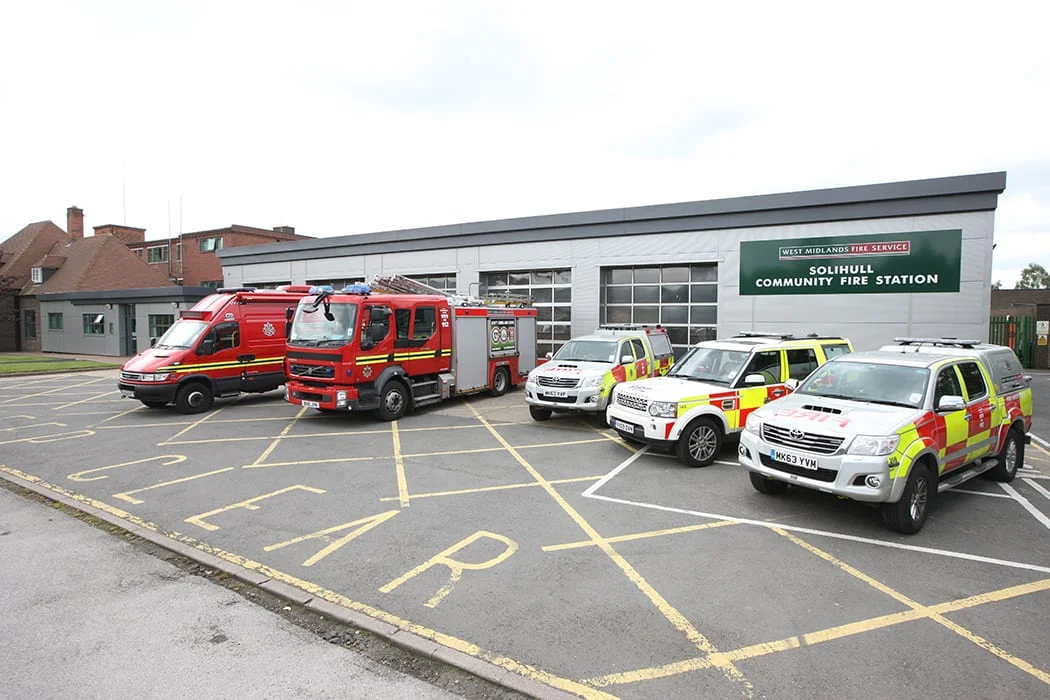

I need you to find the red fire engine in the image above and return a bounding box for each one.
[283,275,538,419]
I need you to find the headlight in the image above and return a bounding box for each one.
[336,390,347,401]
[648,401,677,418]
[527,371,539,383]
[745,413,763,435]
[847,435,900,456]
[579,375,602,388]
[140,373,172,382]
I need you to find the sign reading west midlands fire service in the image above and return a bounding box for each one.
[738,230,962,295]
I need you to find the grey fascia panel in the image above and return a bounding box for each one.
[38,287,214,303]
[222,190,1001,266]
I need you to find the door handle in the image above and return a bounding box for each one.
[963,413,971,421]
[238,354,255,362]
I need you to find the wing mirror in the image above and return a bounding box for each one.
[785,378,800,391]
[198,338,216,356]
[744,373,766,386]
[937,395,965,412]
[621,354,634,365]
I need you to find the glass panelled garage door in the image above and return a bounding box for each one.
[600,264,717,357]
[481,269,571,357]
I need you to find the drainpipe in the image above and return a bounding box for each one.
[13,294,21,352]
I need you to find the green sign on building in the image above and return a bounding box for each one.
[739,230,962,295]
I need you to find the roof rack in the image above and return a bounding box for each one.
[368,274,532,307]
[597,324,665,333]
[893,337,982,348]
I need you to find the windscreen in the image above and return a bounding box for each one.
[552,339,619,363]
[799,361,930,408]
[667,347,751,384]
[155,320,208,349]
[289,302,358,347]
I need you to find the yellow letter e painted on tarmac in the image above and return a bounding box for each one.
[263,509,400,567]
[185,485,325,532]
[379,531,518,608]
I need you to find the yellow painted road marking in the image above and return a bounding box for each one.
[392,421,410,507]
[378,475,603,503]
[0,465,614,700]
[587,576,1050,687]
[185,485,326,532]
[68,455,187,482]
[99,404,146,424]
[464,401,754,696]
[158,403,227,445]
[1032,441,1050,458]
[264,510,401,567]
[0,429,95,445]
[778,529,1050,685]
[380,531,518,608]
[243,455,379,469]
[251,405,308,466]
[543,520,739,552]
[0,376,105,404]
[0,422,65,432]
[52,390,118,411]
[113,467,236,504]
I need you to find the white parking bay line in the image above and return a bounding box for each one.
[1029,432,1050,450]
[1024,478,1050,503]
[582,446,649,497]
[948,488,1012,499]
[584,493,1050,574]
[999,482,1050,531]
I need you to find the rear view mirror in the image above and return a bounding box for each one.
[744,373,766,386]
[937,395,965,412]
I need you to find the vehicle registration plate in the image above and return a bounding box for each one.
[302,400,320,409]
[771,448,818,470]
[611,419,636,434]
[544,390,569,398]
[120,390,134,399]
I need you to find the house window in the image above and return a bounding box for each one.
[134,249,143,257]
[24,310,36,338]
[200,237,224,252]
[147,246,169,263]
[31,267,43,283]
[201,280,224,288]
[83,313,105,335]
[48,313,63,330]
[148,314,175,339]
[176,243,182,261]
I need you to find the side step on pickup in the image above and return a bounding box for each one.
[937,457,999,493]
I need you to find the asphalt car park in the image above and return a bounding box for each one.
[2,369,1050,700]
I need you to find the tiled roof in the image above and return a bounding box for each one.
[0,221,68,286]
[33,234,175,294]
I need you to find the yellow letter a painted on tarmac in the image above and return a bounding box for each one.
[379,530,518,608]
[263,509,400,567]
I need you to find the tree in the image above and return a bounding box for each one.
[991,280,1003,290]
[1015,263,1050,289]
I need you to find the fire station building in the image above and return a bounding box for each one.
[218,172,1006,358]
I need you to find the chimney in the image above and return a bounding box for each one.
[67,206,84,240]
[273,225,295,235]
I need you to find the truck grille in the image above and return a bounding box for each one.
[120,371,145,381]
[290,364,334,378]
[762,424,844,455]
[537,376,579,388]
[616,392,648,412]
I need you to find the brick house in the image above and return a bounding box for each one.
[123,224,309,286]
[0,216,72,351]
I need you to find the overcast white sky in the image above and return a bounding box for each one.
[1,1,1046,285]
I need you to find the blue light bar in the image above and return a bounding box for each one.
[342,283,372,294]
[308,285,334,294]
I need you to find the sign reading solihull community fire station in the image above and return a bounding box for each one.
[738,230,962,295]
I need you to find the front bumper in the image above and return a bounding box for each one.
[286,382,379,412]
[738,430,895,503]
[605,404,678,448]
[117,381,178,403]
[524,380,607,413]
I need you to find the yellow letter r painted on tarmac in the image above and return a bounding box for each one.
[379,530,518,608]
[185,485,326,532]
[263,509,400,567]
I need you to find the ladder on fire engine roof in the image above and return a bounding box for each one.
[368,274,533,307]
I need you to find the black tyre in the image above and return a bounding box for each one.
[988,428,1023,482]
[676,417,722,467]
[529,406,553,421]
[140,400,168,409]
[880,462,934,534]
[376,381,408,421]
[491,367,510,397]
[750,471,789,495]
[174,382,213,414]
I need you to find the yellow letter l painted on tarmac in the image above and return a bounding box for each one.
[379,530,518,608]
[185,485,325,532]
[263,509,400,567]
